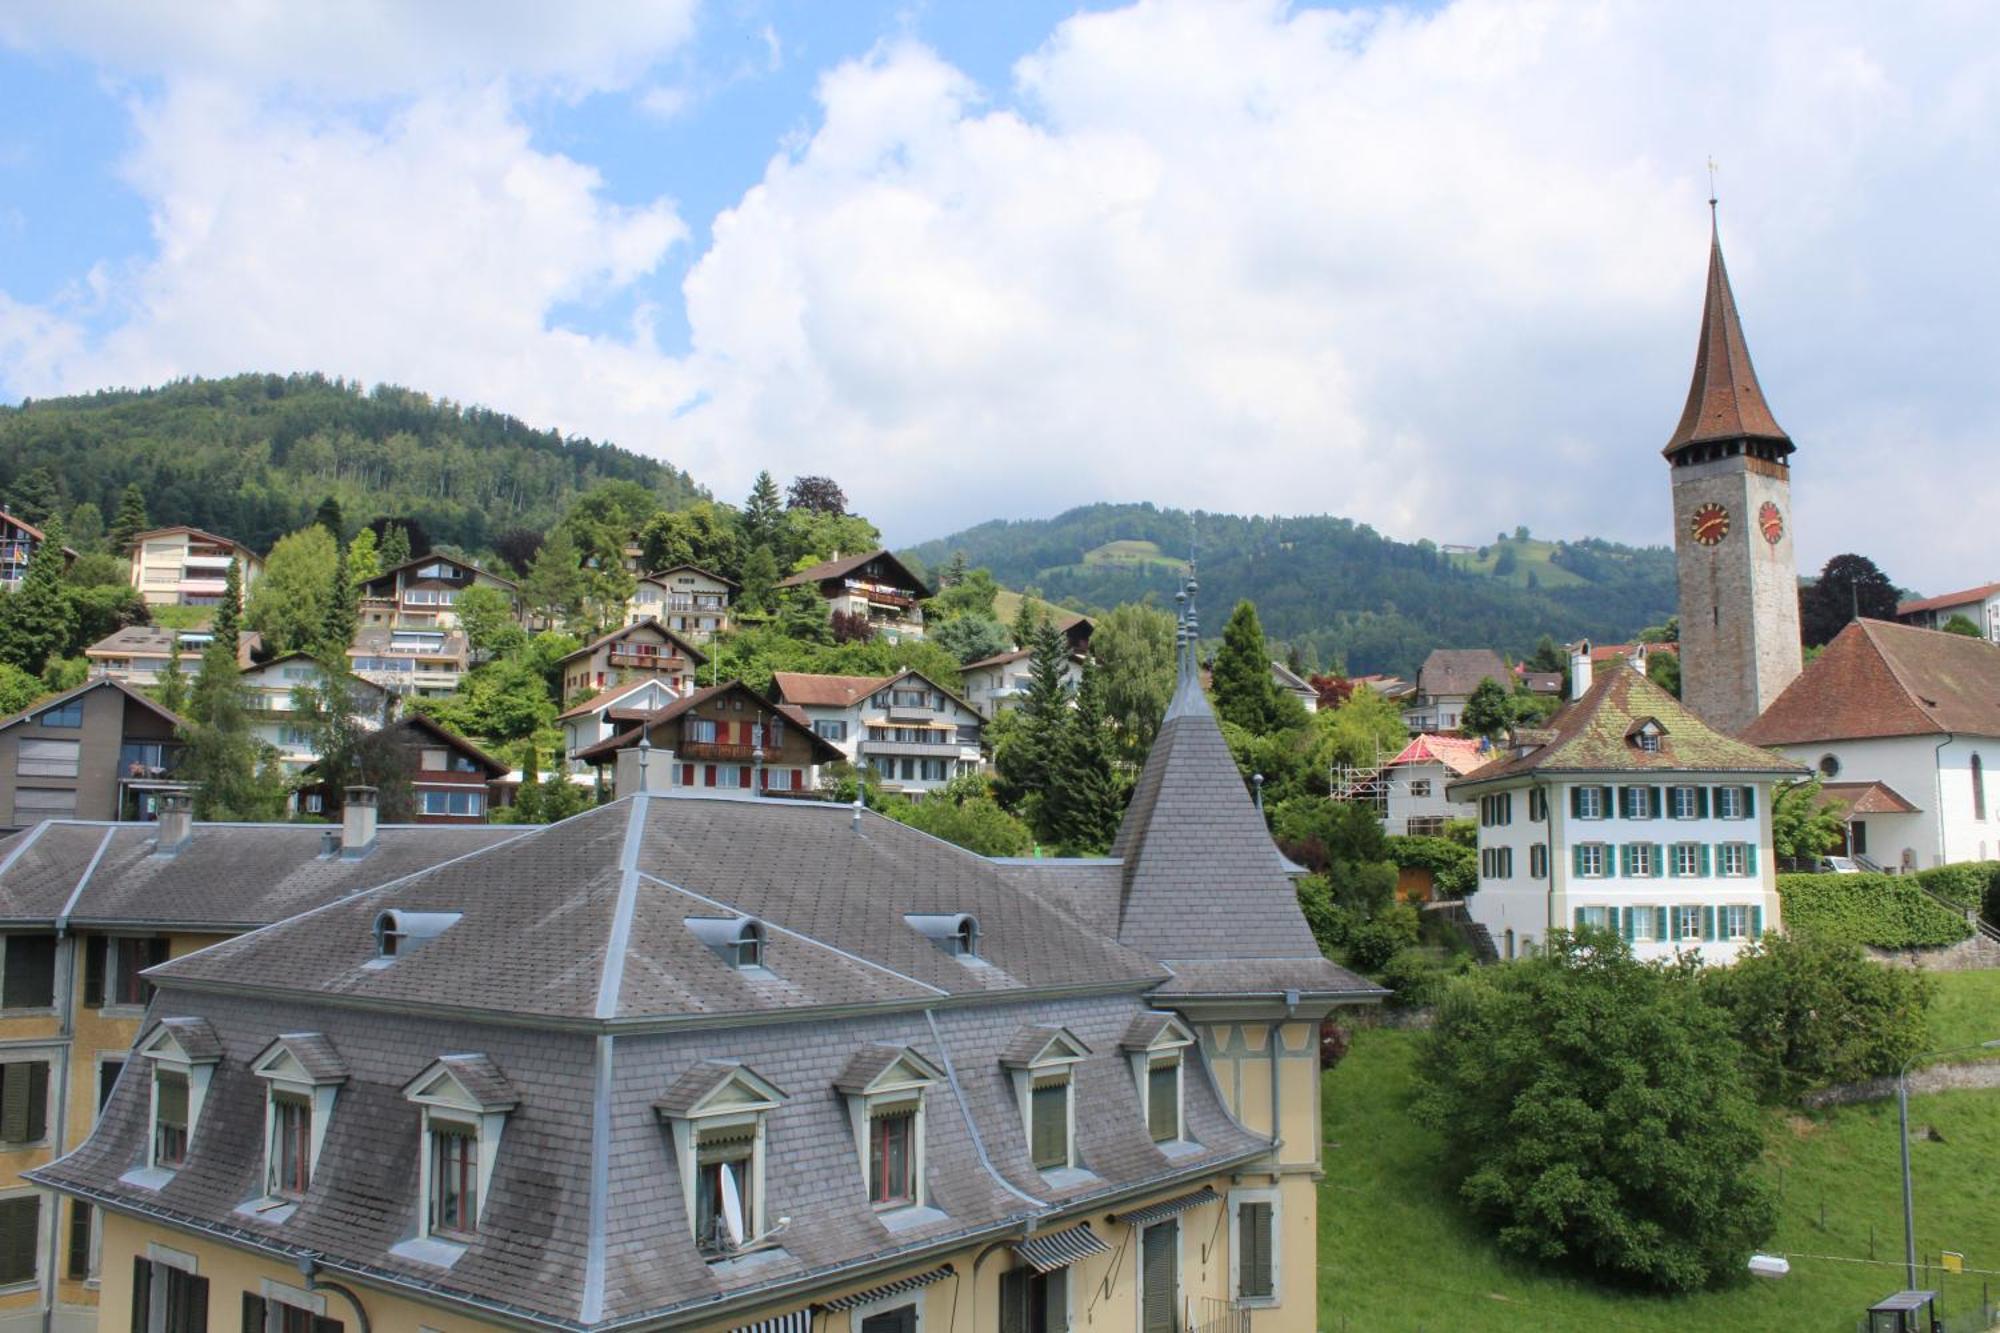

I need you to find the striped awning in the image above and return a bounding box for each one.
[1013,1222,1109,1273]
[818,1265,955,1312]
[730,1313,811,1333]
[1117,1186,1222,1229]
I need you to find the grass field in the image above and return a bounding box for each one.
[1445,537,1590,589]
[1925,969,2000,1064]
[989,588,1085,633]
[1080,538,1185,571]
[1318,1027,2000,1331]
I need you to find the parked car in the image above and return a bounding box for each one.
[1816,855,1863,874]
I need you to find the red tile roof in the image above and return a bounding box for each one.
[1663,221,1792,456]
[1383,734,1489,777]
[770,671,892,708]
[776,547,927,593]
[1896,582,2000,618]
[1813,780,1920,816]
[1738,619,2000,744]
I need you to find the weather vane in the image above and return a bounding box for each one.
[1707,155,1718,210]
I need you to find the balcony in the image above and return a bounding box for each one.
[178,576,228,595]
[181,553,233,570]
[119,741,186,782]
[886,705,934,724]
[843,579,918,610]
[610,650,687,671]
[680,740,757,762]
[860,737,969,758]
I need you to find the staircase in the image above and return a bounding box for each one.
[1424,899,1498,963]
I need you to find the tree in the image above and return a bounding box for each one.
[344,526,380,593]
[293,661,409,813]
[377,523,413,571]
[320,542,360,659]
[929,567,1000,622]
[1645,649,1681,697]
[1702,934,1932,1103]
[636,502,741,580]
[737,545,781,617]
[1940,613,1983,638]
[1010,597,1042,651]
[941,551,969,590]
[1213,600,1286,733]
[522,527,587,629]
[245,526,339,656]
[1045,662,1123,854]
[885,776,1033,856]
[786,475,848,515]
[1307,684,1408,776]
[1800,553,1899,647]
[1094,603,1177,761]
[6,467,60,526]
[931,615,1012,665]
[0,519,76,675]
[180,635,284,821]
[742,470,784,553]
[410,657,556,742]
[1769,778,1848,864]
[455,584,527,660]
[65,501,104,553]
[314,495,345,541]
[492,527,545,576]
[109,483,149,552]
[992,619,1073,826]
[214,559,243,663]
[1459,677,1511,741]
[157,640,187,715]
[1415,933,1775,1291]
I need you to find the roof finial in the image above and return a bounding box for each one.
[1706,155,1718,220]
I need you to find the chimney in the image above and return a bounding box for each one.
[614,734,675,798]
[342,786,379,858]
[155,791,193,854]
[1569,640,1594,702]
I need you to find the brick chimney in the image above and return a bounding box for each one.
[342,785,379,858]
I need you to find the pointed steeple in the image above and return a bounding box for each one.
[1663,211,1792,460]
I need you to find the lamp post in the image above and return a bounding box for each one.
[1899,1038,2000,1286]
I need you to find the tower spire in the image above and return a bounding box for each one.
[1662,205,1792,461]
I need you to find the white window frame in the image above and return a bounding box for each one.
[250,1042,342,1203]
[1576,843,1607,878]
[1630,907,1656,942]
[1673,842,1702,877]
[661,1066,785,1257]
[1629,843,1656,878]
[842,1050,941,1215]
[1715,786,1746,820]
[1670,786,1700,820]
[1128,1017,1196,1147]
[1575,786,1605,820]
[1006,1029,1088,1176]
[136,1025,217,1176]
[403,1063,511,1243]
[1720,843,1749,877]
[1724,904,1752,940]
[1228,1187,1282,1308]
[1676,905,1703,942]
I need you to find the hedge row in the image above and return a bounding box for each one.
[1912,860,2000,915]
[1777,873,1973,949]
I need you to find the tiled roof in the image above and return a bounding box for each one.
[253,1033,350,1084]
[1414,649,1509,700]
[571,681,846,765]
[556,621,707,668]
[0,675,185,737]
[776,547,927,593]
[640,563,741,591]
[428,1053,521,1110]
[770,671,892,708]
[1896,582,2000,618]
[1814,780,1920,816]
[1383,734,1489,777]
[1739,619,2000,744]
[1453,660,1806,788]
[363,553,517,591]
[962,647,1031,672]
[1663,220,1792,456]
[555,677,666,721]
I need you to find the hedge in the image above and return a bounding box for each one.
[1913,860,2000,913]
[1777,873,1973,949]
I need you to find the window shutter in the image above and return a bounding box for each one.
[1572,845,1585,877]
[66,1200,90,1281]
[1746,844,1759,876]
[27,1061,46,1143]
[1701,905,1716,941]
[1047,1267,1071,1332]
[1655,905,1669,940]
[1141,1222,1176,1333]
[2,1066,29,1144]
[313,1316,344,1333]
[1650,787,1664,818]
[1241,1200,1274,1299]
[1701,844,1713,876]
[84,937,105,1008]
[2,935,55,1009]
[1573,905,1586,931]
[1621,907,1635,944]
[998,1270,1028,1333]
[0,1196,36,1285]
[1697,787,1710,818]
[131,1259,151,1333]
[185,1274,210,1331]
[1600,785,1614,816]
[1742,786,1756,818]
[1751,905,1764,938]
[1651,844,1665,879]
[1570,787,1582,818]
[242,1294,267,1333]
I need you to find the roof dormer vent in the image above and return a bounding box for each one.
[368,909,462,968]
[905,913,983,962]
[686,916,772,973]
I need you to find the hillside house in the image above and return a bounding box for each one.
[239,653,391,775]
[556,678,687,768]
[347,625,470,699]
[960,614,1093,720]
[1380,733,1486,837]
[84,626,261,687]
[1402,648,1509,734]
[777,548,929,641]
[1896,582,2000,643]
[1270,660,1319,713]
[626,564,737,639]
[1451,657,1802,963]
[0,679,186,827]
[0,509,73,590]
[1739,619,2000,869]
[125,526,261,608]
[357,553,517,631]
[575,679,841,796]
[772,669,986,796]
[557,622,707,707]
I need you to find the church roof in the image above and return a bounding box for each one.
[1738,619,2000,744]
[1663,216,1793,458]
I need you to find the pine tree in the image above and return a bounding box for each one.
[109,484,149,552]
[943,551,968,590]
[1011,597,1042,651]
[379,523,412,571]
[1213,599,1281,733]
[6,467,60,526]
[523,527,587,629]
[180,637,274,820]
[738,545,780,616]
[214,559,243,663]
[742,471,784,553]
[0,518,76,675]
[320,543,359,658]
[158,640,187,715]
[314,495,345,541]
[345,526,380,592]
[1048,661,1122,854]
[993,619,1072,831]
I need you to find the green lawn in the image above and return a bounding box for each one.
[1319,1027,2000,1331]
[1925,969,2000,1062]
[1444,537,1590,589]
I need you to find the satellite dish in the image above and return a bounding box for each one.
[718,1162,745,1246]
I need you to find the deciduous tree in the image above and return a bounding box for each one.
[246,526,339,656]
[1800,553,1899,647]
[786,474,847,515]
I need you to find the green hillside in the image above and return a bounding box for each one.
[0,373,704,556]
[906,503,1676,677]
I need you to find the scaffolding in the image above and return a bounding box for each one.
[1330,744,1390,816]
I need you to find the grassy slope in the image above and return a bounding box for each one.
[1319,1026,2000,1331]
[1925,969,2000,1064]
[1446,537,1590,589]
[990,588,1088,628]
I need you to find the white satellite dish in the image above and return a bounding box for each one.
[718,1163,745,1247]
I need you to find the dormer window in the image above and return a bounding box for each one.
[1627,718,1667,755]
[1001,1026,1090,1176]
[686,917,774,976]
[834,1045,945,1214]
[250,1035,347,1205]
[654,1062,788,1260]
[734,921,765,970]
[1123,1013,1197,1146]
[399,1055,518,1250]
[133,1018,221,1182]
[904,913,982,962]
[368,910,461,968]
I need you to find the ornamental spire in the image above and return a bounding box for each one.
[1662,204,1793,460]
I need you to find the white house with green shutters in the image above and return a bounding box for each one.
[1448,655,1805,963]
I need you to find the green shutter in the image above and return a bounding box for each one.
[1701,844,1713,876]
[1651,786,1665,818]
[1651,843,1666,878]
[1742,786,1755,818]
[1701,905,1716,941]
[1666,845,1679,879]
[1655,906,1669,940]
[1746,843,1759,876]
[1574,905,1586,931]
[1570,787,1583,818]
[243,1294,268,1333]
[1616,844,1628,877]
[1697,787,1710,818]
[1621,906,1635,943]
[1572,845,1585,877]
[1142,1220,1177,1333]
[1751,905,1764,939]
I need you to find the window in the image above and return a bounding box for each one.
[1574,786,1606,820]
[1232,1191,1279,1304]
[154,1070,190,1166]
[1480,847,1513,879]
[1676,905,1703,941]
[418,790,484,817]
[694,1124,755,1255]
[1630,908,1656,942]
[1,934,55,1009]
[1140,1219,1179,1333]
[1626,843,1658,878]
[868,1109,915,1206]
[859,1304,919,1333]
[813,720,848,742]
[36,700,81,728]
[1636,732,1661,754]
[65,1200,92,1282]
[1029,1078,1071,1170]
[730,921,766,970]
[1146,1058,1181,1143]
[1723,905,1752,940]
[1528,789,1547,821]
[242,1291,344,1333]
[13,788,76,818]
[1573,843,1607,878]
[1621,786,1656,820]
[427,1122,478,1239]
[1672,842,1704,877]
[1480,793,1513,827]
[1818,753,1841,778]
[132,1255,209,1331]
[16,738,79,778]
[1715,786,1749,820]
[1406,816,1447,837]
[268,1094,312,1198]
[1669,786,1704,820]
[0,1062,47,1146]
[1529,843,1548,878]
[89,936,170,1008]
[1409,779,1431,799]
[998,1266,1068,1333]
[1578,905,1611,931]
[1719,843,1751,877]
[0,1194,36,1288]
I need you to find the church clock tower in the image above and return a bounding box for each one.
[1666,210,1802,734]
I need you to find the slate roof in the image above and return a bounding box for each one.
[1897,582,2000,618]
[1739,619,2000,744]
[1452,660,1807,790]
[1663,218,1793,456]
[254,1033,350,1084]
[1414,648,1509,700]
[0,675,186,737]
[149,1016,223,1063]
[777,548,927,593]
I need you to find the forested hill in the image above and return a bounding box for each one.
[906,503,1676,677]
[0,373,704,554]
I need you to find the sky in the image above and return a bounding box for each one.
[1,1,1995,593]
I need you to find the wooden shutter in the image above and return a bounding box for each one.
[1621,907,1635,944]
[1701,906,1716,941]
[1141,1221,1177,1333]
[1700,844,1713,876]
[1696,787,1710,818]
[1746,844,1759,875]
[241,1294,267,1333]
[1571,845,1585,877]
[2,1064,29,1143]
[1654,906,1669,940]
[3,935,55,1009]
[26,1061,46,1143]
[0,1195,36,1285]
[1650,787,1664,818]
[1751,905,1763,938]
[66,1200,91,1280]
[998,1269,1028,1333]
[131,1258,151,1333]
[1239,1200,1274,1298]
[1741,786,1755,818]
[1573,905,1585,930]
[84,937,106,1008]
[1569,787,1582,818]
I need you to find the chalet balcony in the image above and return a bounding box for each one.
[181,553,233,570]
[680,740,758,762]
[886,705,935,724]
[119,741,186,781]
[860,737,970,759]
[843,579,919,609]
[609,650,687,671]
[178,576,228,595]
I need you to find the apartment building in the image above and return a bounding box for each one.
[0,510,70,591]
[0,680,185,828]
[84,627,261,688]
[357,554,518,632]
[346,626,471,699]
[557,622,707,707]
[772,670,985,797]
[125,528,261,609]
[575,680,842,797]
[627,565,737,639]
[238,654,391,776]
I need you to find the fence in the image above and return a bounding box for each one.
[1187,1296,1250,1333]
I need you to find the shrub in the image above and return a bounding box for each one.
[1703,934,1933,1102]
[1414,931,1774,1292]
[1380,949,1460,1009]
[1348,904,1420,972]
[1295,875,1354,955]
[1318,1018,1351,1069]
[1913,861,2000,912]
[1777,872,1973,949]
[1385,834,1477,898]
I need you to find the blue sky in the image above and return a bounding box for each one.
[1,1,1996,590]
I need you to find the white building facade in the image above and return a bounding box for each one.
[773,669,985,796]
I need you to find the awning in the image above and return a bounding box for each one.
[730,1313,811,1333]
[1116,1187,1222,1229]
[818,1265,955,1312]
[1013,1222,1110,1274]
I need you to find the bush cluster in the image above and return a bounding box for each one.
[1776,872,1972,949]
[1912,860,2000,913]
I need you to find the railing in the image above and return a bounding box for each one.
[119,742,185,780]
[1188,1298,1250,1333]
[681,741,756,762]
[843,579,918,609]
[860,738,965,758]
[610,650,687,670]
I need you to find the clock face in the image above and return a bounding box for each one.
[1690,502,1730,547]
[1759,501,1784,545]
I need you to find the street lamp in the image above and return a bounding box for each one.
[1899,1038,2000,1286]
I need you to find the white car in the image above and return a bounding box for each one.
[1816,856,1863,874]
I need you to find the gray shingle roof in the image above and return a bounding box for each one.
[252,1033,349,1085]
[1415,648,1510,700]
[147,1016,223,1063]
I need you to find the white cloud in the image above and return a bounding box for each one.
[0,0,698,98]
